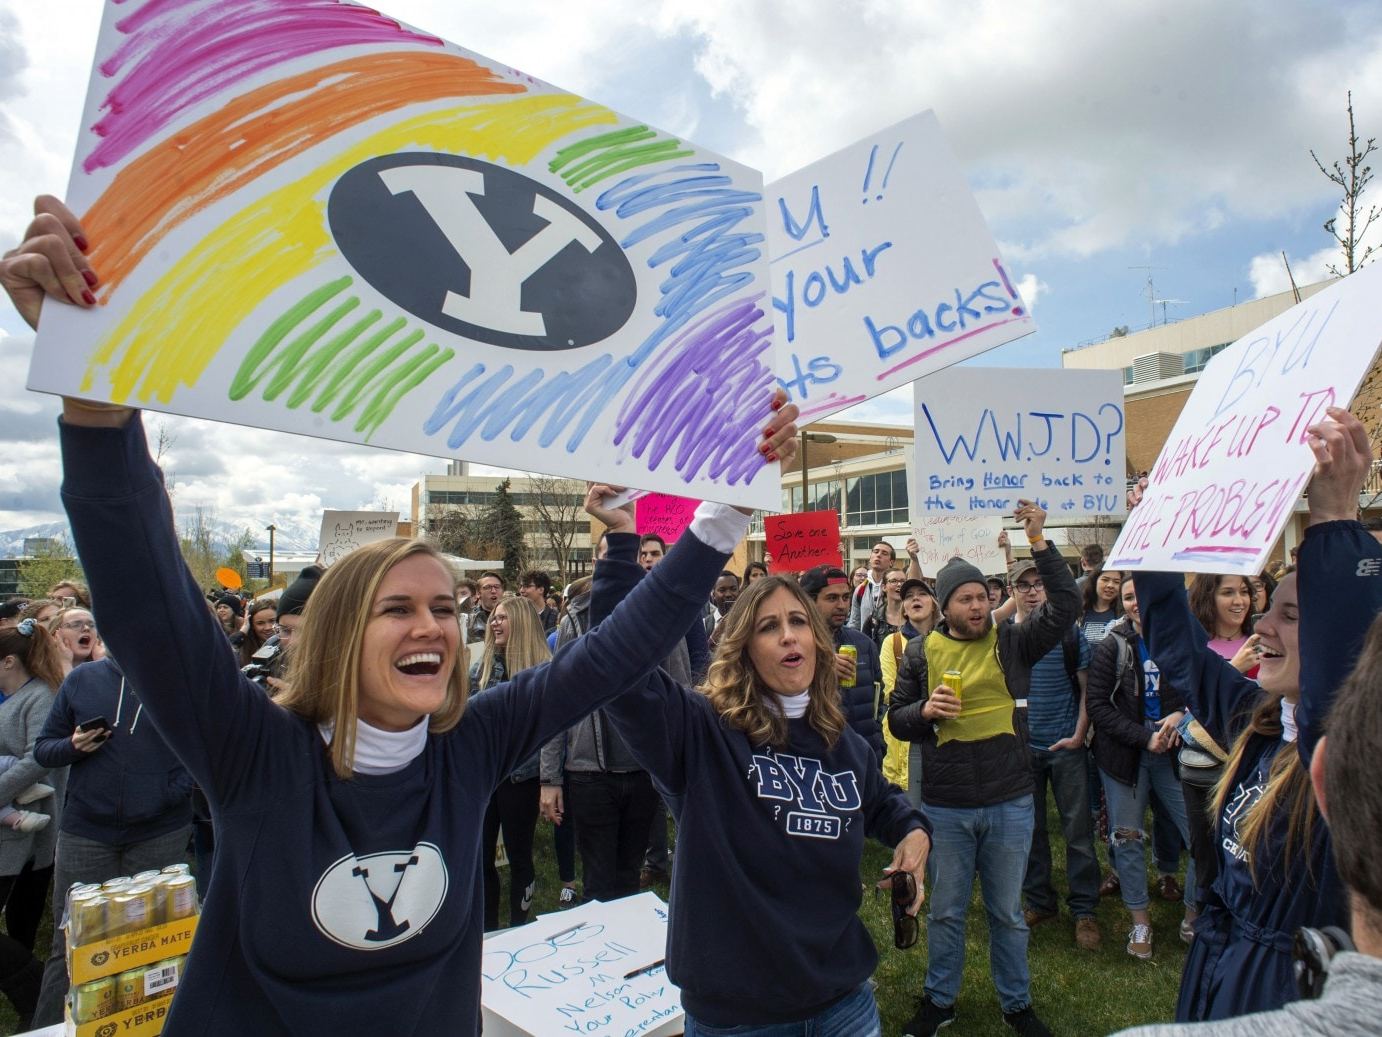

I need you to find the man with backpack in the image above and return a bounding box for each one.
[1006,557,1102,952]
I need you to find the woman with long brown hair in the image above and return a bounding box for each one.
[586,530,932,1035]
[5,189,805,1036]
[1133,407,1378,1021]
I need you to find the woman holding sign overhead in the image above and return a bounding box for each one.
[0,196,802,1036]
[1132,406,1379,1021]
[580,500,932,1035]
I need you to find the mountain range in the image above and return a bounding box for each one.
[0,516,321,559]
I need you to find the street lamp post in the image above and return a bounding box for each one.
[799,432,838,512]
[266,524,277,587]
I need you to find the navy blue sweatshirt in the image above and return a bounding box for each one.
[1136,520,1378,1021]
[58,415,735,1036]
[592,537,929,1026]
[35,657,193,846]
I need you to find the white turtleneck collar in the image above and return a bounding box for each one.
[1280,699,1298,744]
[774,692,810,719]
[318,716,429,775]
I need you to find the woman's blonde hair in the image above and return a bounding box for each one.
[701,576,845,750]
[275,537,469,778]
[1211,689,1317,884]
[477,595,551,691]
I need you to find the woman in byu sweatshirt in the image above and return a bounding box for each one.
[5,194,802,1037]
[587,537,932,1035]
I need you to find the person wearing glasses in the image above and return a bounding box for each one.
[50,608,101,672]
[864,569,909,647]
[586,520,931,1036]
[1002,559,1102,952]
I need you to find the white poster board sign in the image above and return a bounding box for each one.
[28,0,781,509]
[913,368,1126,517]
[911,515,1006,576]
[318,510,399,566]
[480,892,680,1037]
[1109,264,1382,574]
[766,111,1036,424]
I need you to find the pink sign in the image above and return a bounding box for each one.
[636,493,699,544]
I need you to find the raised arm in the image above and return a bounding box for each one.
[1134,569,1257,750]
[1012,502,1080,664]
[1296,407,1381,764]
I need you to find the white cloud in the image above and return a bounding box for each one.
[1247,245,1339,299]
[1014,273,1048,313]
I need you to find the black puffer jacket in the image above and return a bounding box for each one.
[1084,616,1186,787]
[888,542,1079,808]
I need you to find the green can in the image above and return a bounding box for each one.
[72,976,115,1022]
[838,644,858,687]
[115,966,146,1011]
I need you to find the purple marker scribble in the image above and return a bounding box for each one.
[85,0,442,172]
[1173,546,1260,559]
[876,314,1031,381]
[614,294,775,487]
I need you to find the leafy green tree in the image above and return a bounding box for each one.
[480,479,527,585]
[17,536,85,598]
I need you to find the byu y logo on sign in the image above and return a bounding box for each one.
[329,153,637,351]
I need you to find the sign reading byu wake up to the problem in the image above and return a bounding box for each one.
[28,0,782,510]
[766,111,1036,424]
[913,368,1126,517]
[1109,264,1382,575]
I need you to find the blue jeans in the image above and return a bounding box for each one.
[683,983,880,1036]
[923,797,1035,1013]
[1100,751,1196,911]
[1025,747,1100,917]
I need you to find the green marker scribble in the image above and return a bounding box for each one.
[549,125,693,192]
[229,279,453,439]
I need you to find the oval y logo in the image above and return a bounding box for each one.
[329,153,637,351]
[311,842,448,951]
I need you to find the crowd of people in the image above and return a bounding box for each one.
[0,200,1377,1037]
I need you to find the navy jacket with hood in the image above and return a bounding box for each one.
[36,656,194,846]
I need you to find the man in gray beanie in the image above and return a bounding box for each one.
[888,501,1079,1037]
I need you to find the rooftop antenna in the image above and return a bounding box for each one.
[1281,251,1302,303]
[1152,298,1187,325]
[1128,265,1165,326]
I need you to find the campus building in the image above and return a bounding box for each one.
[410,463,594,582]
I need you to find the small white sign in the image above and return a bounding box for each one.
[318,510,400,566]
[913,367,1126,517]
[911,515,1007,577]
[1109,264,1382,574]
[480,892,680,1037]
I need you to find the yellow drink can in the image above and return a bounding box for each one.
[838,644,858,687]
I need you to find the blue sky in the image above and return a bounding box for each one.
[0,0,1376,532]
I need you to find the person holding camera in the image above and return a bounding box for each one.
[30,654,195,1026]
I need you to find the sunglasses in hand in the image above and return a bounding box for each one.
[889,870,919,950]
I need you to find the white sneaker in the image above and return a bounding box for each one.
[15,783,54,805]
[1127,923,1153,959]
[558,886,578,908]
[1180,917,1195,944]
[12,811,50,833]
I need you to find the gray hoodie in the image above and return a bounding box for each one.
[1112,952,1382,1037]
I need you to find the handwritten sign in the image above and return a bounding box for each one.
[480,892,680,1037]
[318,510,400,566]
[1109,263,1382,574]
[911,515,1006,576]
[766,111,1035,425]
[27,0,781,509]
[913,368,1126,516]
[635,493,699,544]
[765,510,843,572]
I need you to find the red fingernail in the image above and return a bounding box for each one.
[81,269,98,287]
[81,289,96,305]
[760,442,771,453]
[73,235,89,253]
[763,427,776,438]
[771,399,782,411]
[766,452,778,462]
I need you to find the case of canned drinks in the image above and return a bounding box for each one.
[63,864,201,1037]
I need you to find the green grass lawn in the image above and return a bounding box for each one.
[0,803,1188,1036]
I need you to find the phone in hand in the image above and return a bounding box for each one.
[77,716,112,737]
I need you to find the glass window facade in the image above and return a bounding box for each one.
[845,470,908,527]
